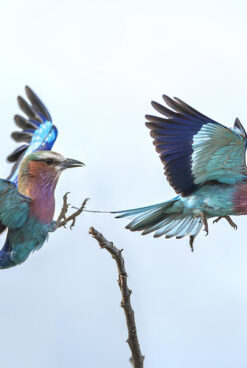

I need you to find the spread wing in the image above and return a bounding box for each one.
[7,86,58,185]
[146,95,247,196]
[0,180,30,230]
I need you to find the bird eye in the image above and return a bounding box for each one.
[45,159,53,165]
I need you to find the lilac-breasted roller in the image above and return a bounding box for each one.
[0,87,84,268]
[114,95,247,250]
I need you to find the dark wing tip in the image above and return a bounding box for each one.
[7,145,27,162]
[25,85,35,100]
[11,131,32,143]
[145,114,154,121]
[24,86,52,122]
[234,117,247,138]
[151,100,165,112]
[17,95,23,105]
[162,94,174,105]
[25,85,36,100]
[145,122,153,130]
[162,94,170,101]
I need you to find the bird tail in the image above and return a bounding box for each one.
[113,197,202,240]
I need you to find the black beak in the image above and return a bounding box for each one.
[60,158,85,169]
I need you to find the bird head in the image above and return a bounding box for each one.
[18,151,84,196]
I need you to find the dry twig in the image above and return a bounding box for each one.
[89,227,144,368]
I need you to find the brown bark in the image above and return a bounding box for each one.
[89,227,144,368]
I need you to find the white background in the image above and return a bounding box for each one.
[0,1,247,367]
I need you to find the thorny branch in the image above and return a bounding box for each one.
[56,192,89,229]
[89,227,145,368]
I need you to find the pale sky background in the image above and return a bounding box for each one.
[1,1,247,367]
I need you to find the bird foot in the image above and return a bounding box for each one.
[200,212,209,236]
[213,216,237,230]
[56,193,89,230]
[56,192,70,226]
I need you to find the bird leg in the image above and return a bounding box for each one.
[189,212,208,251]
[55,193,89,230]
[200,212,209,236]
[213,216,237,230]
[188,212,208,251]
[189,236,195,252]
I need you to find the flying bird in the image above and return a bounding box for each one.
[114,95,247,250]
[0,87,84,268]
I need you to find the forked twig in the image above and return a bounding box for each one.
[89,227,144,368]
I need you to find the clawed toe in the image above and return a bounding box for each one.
[213,217,221,224]
[56,194,89,229]
[213,216,237,230]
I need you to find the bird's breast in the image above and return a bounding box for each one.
[233,183,247,215]
[30,195,55,224]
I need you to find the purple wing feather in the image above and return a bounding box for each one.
[146,95,247,196]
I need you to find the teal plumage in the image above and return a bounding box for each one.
[0,152,84,269]
[114,95,247,249]
[0,87,84,269]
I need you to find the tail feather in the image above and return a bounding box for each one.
[126,206,170,231]
[154,217,182,238]
[114,197,202,242]
[114,201,169,219]
[142,216,173,235]
[176,217,197,238]
[190,221,202,238]
[165,217,192,238]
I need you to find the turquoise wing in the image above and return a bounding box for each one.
[146,95,247,196]
[0,180,30,230]
[191,120,246,185]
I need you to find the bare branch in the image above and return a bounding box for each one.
[89,227,145,368]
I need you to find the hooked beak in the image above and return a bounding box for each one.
[60,158,85,170]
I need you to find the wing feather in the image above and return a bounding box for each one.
[146,96,247,196]
[7,86,58,185]
[0,180,30,230]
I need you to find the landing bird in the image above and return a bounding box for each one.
[0,87,85,268]
[114,95,246,250]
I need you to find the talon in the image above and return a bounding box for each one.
[213,217,221,224]
[225,216,238,230]
[56,197,89,229]
[212,215,237,230]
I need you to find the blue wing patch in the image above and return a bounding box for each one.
[7,86,58,185]
[146,95,247,196]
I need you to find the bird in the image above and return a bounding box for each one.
[113,95,247,250]
[0,87,84,268]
